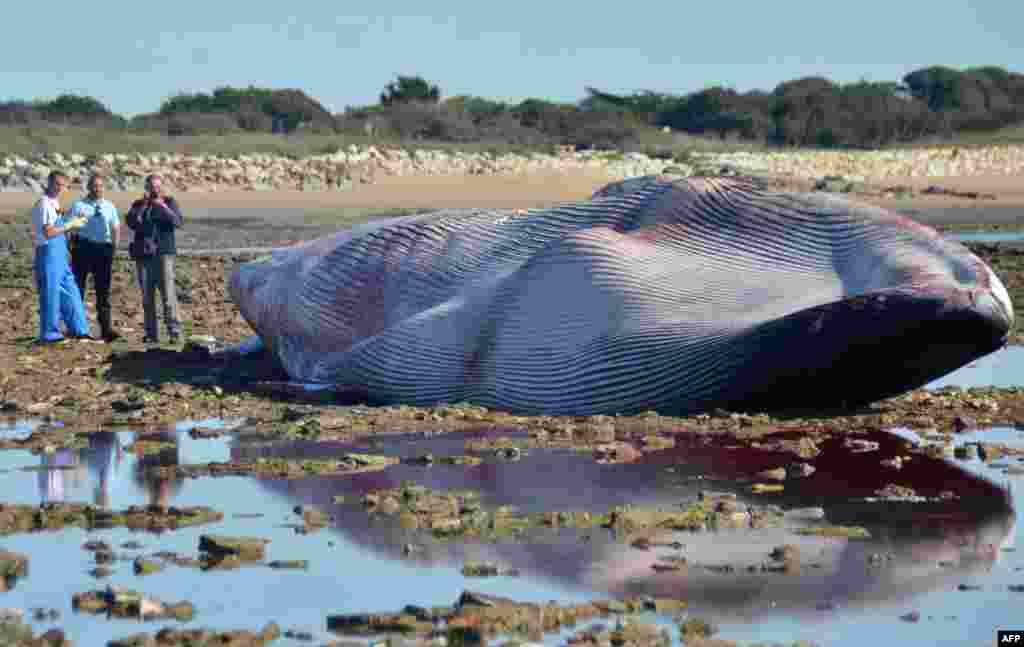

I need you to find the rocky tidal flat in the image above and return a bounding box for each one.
[0,177,1022,645]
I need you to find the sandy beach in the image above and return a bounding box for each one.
[2,171,1021,252]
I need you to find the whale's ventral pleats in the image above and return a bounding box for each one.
[229,176,1013,416]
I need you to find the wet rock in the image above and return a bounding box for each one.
[606,504,708,532]
[786,462,819,477]
[0,548,29,586]
[957,583,982,591]
[461,561,520,577]
[899,610,921,623]
[109,623,281,647]
[198,535,269,560]
[126,438,176,455]
[155,453,399,479]
[593,442,642,464]
[698,491,736,505]
[151,551,204,569]
[0,503,223,536]
[268,560,309,570]
[32,608,60,622]
[750,483,784,494]
[188,425,225,440]
[493,446,523,462]
[284,628,315,641]
[843,438,880,453]
[783,507,826,521]
[760,437,821,460]
[794,526,871,538]
[94,550,118,565]
[327,612,434,636]
[977,442,1022,462]
[294,505,330,527]
[678,617,717,642]
[88,566,113,579]
[639,435,675,451]
[770,544,801,574]
[577,421,616,444]
[874,484,919,500]
[756,467,787,481]
[954,445,978,460]
[953,416,977,432]
[72,586,194,621]
[712,510,752,529]
[880,456,905,470]
[133,557,164,576]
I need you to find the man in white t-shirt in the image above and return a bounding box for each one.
[31,171,91,343]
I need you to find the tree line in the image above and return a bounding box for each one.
[2,66,1022,150]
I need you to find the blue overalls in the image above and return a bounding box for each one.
[34,216,90,342]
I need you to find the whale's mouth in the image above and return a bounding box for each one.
[985,264,1015,328]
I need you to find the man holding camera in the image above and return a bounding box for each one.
[125,174,184,344]
[68,173,121,342]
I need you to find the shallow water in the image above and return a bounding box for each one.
[0,415,1021,646]
[926,346,1024,390]
[949,231,1024,243]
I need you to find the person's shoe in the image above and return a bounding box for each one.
[72,334,98,342]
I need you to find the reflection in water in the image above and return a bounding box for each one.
[243,429,1016,620]
[31,429,183,508]
[131,429,184,507]
[3,418,1021,645]
[79,432,122,508]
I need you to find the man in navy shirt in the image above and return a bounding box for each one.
[68,173,121,342]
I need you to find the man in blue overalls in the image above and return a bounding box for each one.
[31,171,91,344]
[68,172,122,342]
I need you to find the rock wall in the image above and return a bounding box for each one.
[2,144,1023,193]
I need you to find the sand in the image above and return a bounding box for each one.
[1,171,1021,251]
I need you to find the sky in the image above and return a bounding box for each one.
[2,0,1021,117]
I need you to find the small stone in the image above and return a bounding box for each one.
[756,467,787,481]
[787,462,816,478]
[844,439,879,453]
[953,416,976,433]
[880,457,904,470]
[133,557,164,576]
[268,560,309,570]
[198,534,269,560]
[294,505,329,527]
[784,507,826,521]
[899,610,921,623]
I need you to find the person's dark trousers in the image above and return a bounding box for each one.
[71,238,116,339]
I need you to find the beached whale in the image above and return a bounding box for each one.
[228,175,1014,416]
